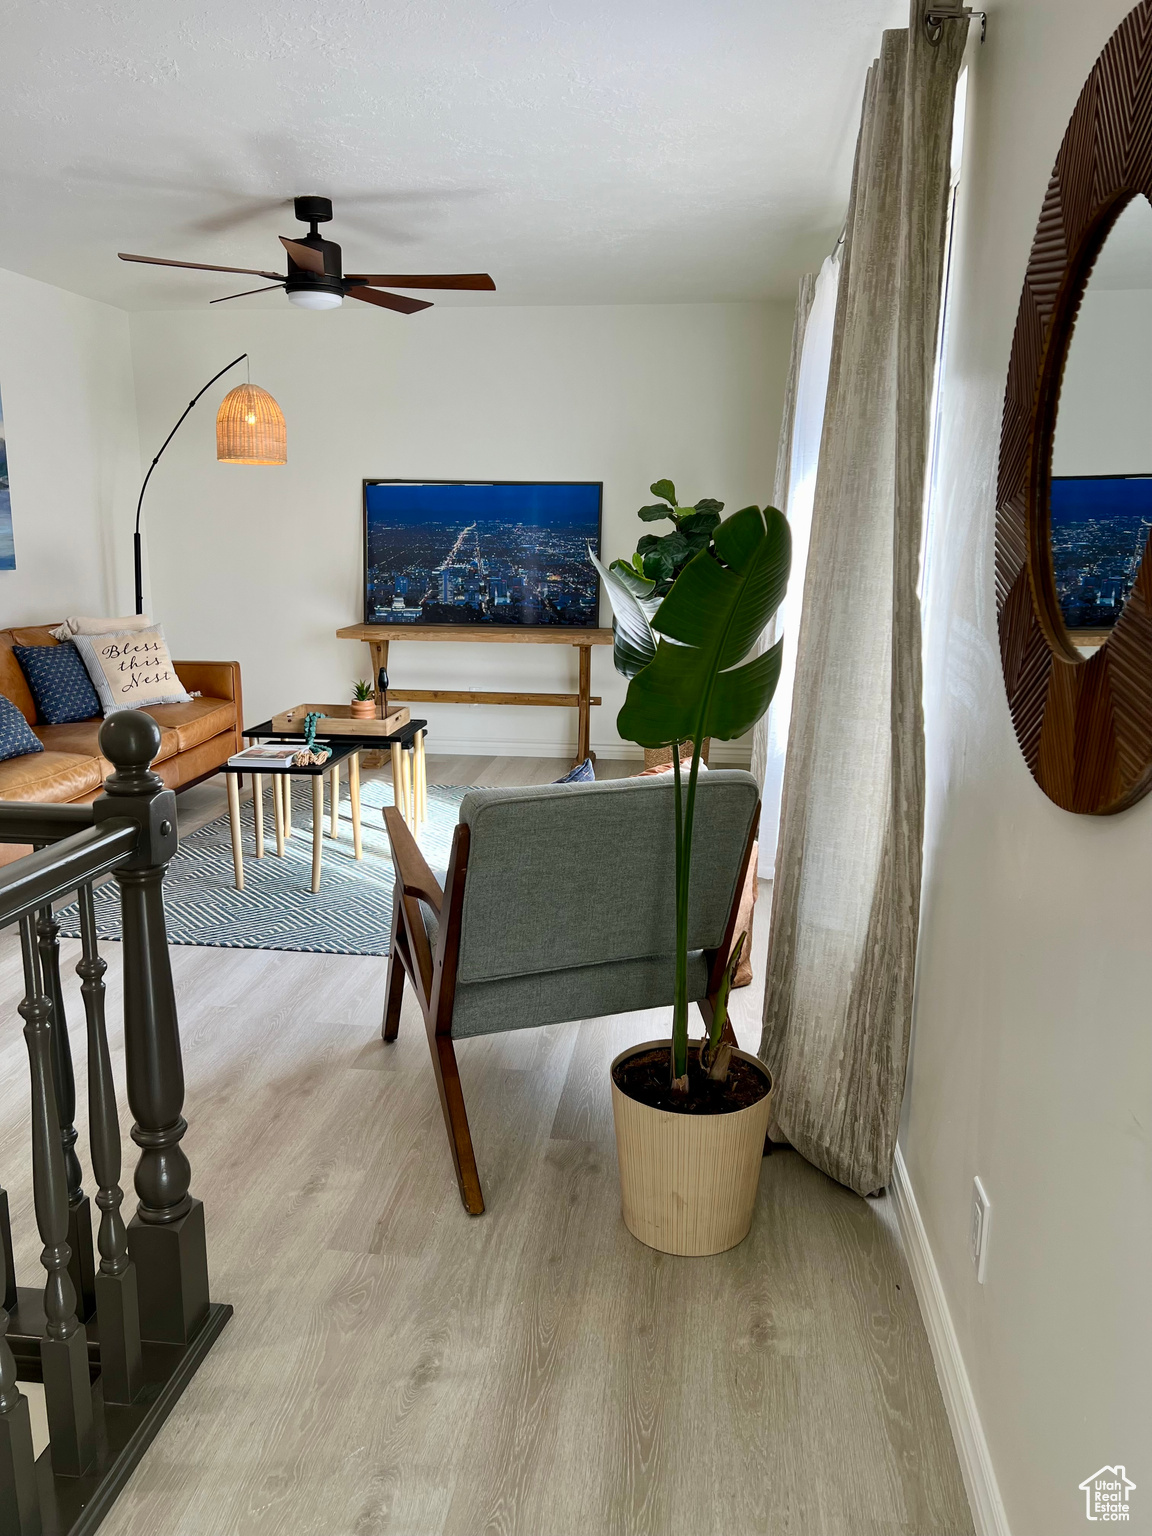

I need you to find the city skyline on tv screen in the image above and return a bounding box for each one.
[364,481,602,628]
[1051,474,1152,632]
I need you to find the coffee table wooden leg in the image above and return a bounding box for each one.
[329,761,340,839]
[350,751,363,860]
[391,742,404,818]
[253,773,264,858]
[403,748,415,832]
[311,775,324,893]
[273,773,285,857]
[416,729,427,824]
[284,775,293,837]
[226,773,244,891]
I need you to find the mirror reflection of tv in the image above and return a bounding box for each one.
[363,479,603,629]
[1050,473,1152,634]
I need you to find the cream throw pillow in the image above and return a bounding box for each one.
[72,626,191,715]
[51,613,153,641]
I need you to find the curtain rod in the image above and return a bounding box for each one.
[924,3,987,45]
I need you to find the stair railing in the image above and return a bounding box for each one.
[0,710,230,1536]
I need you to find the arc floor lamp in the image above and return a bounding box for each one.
[133,352,285,614]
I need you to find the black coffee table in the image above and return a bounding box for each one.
[220,739,363,893]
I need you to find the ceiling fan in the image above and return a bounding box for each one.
[118,195,495,314]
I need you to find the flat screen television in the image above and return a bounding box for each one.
[1050,473,1152,633]
[363,479,603,628]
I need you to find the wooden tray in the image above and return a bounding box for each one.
[270,703,411,737]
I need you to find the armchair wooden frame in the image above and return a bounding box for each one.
[381,801,759,1216]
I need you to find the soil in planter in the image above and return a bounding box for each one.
[613,1045,770,1116]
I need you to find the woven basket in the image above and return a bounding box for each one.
[642,740,711,771]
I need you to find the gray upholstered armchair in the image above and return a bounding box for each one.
[382,770,761,1214]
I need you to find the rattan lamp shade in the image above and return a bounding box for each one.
[216,383,286,464]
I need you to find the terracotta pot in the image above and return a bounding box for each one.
[350,698,376,719]
[610,1039,773,1256]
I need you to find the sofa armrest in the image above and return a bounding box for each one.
[174,660,243,750]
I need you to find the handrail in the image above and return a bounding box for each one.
[0,707,230,1530]
[0,802,97,844]
[0,821,138,926]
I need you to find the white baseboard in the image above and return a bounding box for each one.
[890,1146,1012,1536]
[416,735,754,766]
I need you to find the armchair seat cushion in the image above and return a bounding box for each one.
[0,751,104,802]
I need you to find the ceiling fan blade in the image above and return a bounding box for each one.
[345,273,495,290]
[345,286,433,315]
[279,236,326,275]
[209,283,286,304]
[119,252,285,280]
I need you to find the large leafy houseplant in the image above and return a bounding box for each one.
[616,500,790,1093]
[590,479,725,681]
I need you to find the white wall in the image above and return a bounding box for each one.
[907,5,1152,1534]
[1052,288,1152,476]
[0,268,140,626]
[127,301,791,757]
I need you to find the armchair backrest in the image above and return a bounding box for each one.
[455,770,759,984]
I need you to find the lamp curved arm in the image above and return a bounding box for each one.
[133,353,248,614]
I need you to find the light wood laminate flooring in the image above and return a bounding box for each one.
[0,756,972,1536]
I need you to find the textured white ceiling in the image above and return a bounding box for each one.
[0,0,905,310]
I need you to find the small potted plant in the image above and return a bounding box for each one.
[609,500,790,1255]
[350,679,376,719]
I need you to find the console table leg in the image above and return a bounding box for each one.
[370,640,390,718]
[226,775,244,891]
[329,761,340,839]
[576,645,592,766]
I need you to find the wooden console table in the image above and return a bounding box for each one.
[336,624,614,764]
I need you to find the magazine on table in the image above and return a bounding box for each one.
[227,744,302,770]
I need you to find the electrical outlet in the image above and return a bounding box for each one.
[970,1176,991,1283]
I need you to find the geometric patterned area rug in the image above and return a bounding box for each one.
[54,779,470,957]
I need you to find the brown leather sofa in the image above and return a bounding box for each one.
[0,624,242,861]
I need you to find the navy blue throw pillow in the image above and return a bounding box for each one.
[553,757,595,785]
[13,643,101,725]
[0,694,44,761]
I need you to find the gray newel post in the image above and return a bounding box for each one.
[93,711,209,1346]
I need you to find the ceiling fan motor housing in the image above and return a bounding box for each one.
[294,195,333,225]
[284,232,345,306]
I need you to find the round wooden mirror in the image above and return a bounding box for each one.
[997,1,1152,814]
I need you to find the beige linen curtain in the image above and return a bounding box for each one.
[750,276,815,799]
[758,4,967,1196]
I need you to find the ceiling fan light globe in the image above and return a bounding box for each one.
[287,289,342,310]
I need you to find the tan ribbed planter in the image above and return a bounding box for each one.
[610,1039,773,1256]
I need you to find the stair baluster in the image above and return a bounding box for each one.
[0,1305,41,1536]
[77,882,143,1405]
[0,1184,15,1314]
[18,915,94,1478]
[35,904,97,1324]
